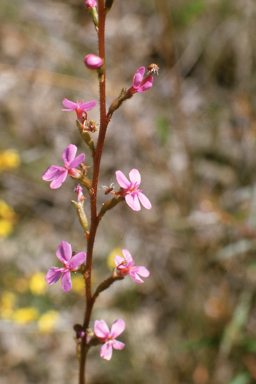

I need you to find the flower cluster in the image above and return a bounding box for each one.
[42,50,157,363]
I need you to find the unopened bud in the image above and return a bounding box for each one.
[74,184,85,203]
[74,324,85,339]
[84,54,103,70]
[85,0,97,9]
[85,1,98,28]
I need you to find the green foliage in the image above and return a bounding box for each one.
[177,336,219,352]
[227,372,252,384]
[240,339,256,353]
[114,290,141,312]
[172,0,205,27]
[155,115,170,146]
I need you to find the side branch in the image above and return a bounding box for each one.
[93,275,124,300]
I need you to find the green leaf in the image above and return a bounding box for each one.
[156,116,170,145]
[177,337,218,352]
[240,339,256,353]
[172,0,205,27]
[227,372,252,384]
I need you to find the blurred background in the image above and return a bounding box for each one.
[1,0,256,383]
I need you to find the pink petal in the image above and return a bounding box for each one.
[100,342,113,360]
[110,318,125,338]
[94,320,110,339]
[68,153,85,169]
[137,76,153,93]
[62,144,77,164]
[50,169,68,189]
[129,270,144,283]
[114,255,124,267]
[62,98,77,110]
[85,0,98,9]
[56,241,72,263]
[42,166,67,188]
[138,192,152,210]
[61,271,72,292]
[129,168,141,185]
[125,193,141,211]
[80,100,97,111]
[115,170,130,189]
[42,165,64,181]
[68,251,86,269]
[132,266,150,278]
[112,340,125,350]
[45,267,63,285]
[122,249,134,266]
[133,67,145,88]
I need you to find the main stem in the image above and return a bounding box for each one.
[79,1,107,383]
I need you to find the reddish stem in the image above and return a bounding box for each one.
[79,1,107,383]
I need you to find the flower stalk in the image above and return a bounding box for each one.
[79,1,107,382]
[41,0,156,382]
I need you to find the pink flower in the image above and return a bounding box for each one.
[114,249,150,283]
[45,241,86,292]
[85,0,97,8]
[126,67,153,96]
[42,144,85,189]
[94,319,125,360]
[115,168,152,211]
[84,54,103,70]
[62,98,97,122]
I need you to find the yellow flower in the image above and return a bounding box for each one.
[71,274,85,294]
[0,291,17,320]
[0,219,14,238]
[0,201,18,240]
[0,200,17,220]
[29,272,47,295]
[107,248,123,270]
[12,307,39,325]
[0,149,20,171]
[38,311,60,333]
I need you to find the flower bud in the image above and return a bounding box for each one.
[74,324,85,339]
[84,54,103,70]
[74,184,85,204]
[85,0,97,9]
